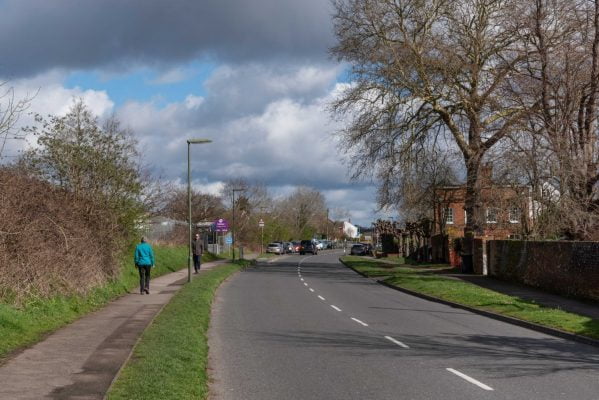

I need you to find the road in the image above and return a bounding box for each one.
[208,251,599,400]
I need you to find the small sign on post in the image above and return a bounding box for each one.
[259,219,265,255]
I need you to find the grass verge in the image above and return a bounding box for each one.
[107,260,249,400]
[341,256,599,340]
[0,246,219,360]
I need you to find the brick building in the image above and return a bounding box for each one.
[431,166,534,264]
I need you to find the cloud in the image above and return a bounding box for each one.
[0,71,114,157]
[0,0,335,79]
[149,68,190,85]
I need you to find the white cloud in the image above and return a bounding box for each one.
[2,64,385,225]
[1,71,114,157]
[149,67,189,85]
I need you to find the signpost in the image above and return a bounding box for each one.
[214,218,229,233]
[258,219,265,255]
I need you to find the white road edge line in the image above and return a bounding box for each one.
[309,288,314,292]
[330,305,342,312]
[318,295,326,301]
[384,336,410,349]
[351,317,369,327]
[446,368,494,391]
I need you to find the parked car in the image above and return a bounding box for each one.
[350,243,368,256]
[299,239,318,255]
[284,242,294,253]
[315,240,324,250]
[266,242,285,255]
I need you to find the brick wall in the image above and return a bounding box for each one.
[485,240,599,301]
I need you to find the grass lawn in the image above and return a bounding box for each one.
[341,256,599,341]
[0,246,219,361]
[107,260,249,400]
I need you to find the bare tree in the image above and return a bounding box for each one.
[513,0,599,239]
[0,82,33,160]
[331,0,531,238]
[163,188,225,223]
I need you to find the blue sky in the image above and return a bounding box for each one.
[64,60,217,107]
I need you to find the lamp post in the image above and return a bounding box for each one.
[187,138,212,283]
[231,188,244,261]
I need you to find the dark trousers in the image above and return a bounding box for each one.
[138,265,151,292]
[193,254,201,272]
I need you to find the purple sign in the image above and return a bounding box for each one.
[214,218,229,232]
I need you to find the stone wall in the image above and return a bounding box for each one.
[485,240,599,301]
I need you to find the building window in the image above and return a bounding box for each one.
[486,208,498,224]
[444,208,454,224]
[509,207,520,223]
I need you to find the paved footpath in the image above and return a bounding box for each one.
[0,260,227,400]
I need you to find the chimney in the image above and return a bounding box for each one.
[480,163,493,185]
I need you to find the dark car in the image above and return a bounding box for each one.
[299,239,318,255]
[291,241,301,253]
[350,243,368,256]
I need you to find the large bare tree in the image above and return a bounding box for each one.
[331,0,531,238]
[513,0,599,239]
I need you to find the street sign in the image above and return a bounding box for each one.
[214,218,229,232]
[225,236,233,244]
[259,219,264,227]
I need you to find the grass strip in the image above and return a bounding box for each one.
[0,246,219,360]
[341,256,599,340]
[107,260,249,400]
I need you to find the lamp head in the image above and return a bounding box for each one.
[187,138,212,144]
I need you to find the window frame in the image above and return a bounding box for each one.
[486,208,498,224]
[444,207,454,225]
[508,207,520,224]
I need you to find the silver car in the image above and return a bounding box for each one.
[266,242,285,255]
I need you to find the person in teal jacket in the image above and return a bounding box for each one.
[134,237,155,294]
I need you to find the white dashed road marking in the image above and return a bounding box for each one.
[318,295,326,301]
[446,368,494,391]
[384,336,410,349]
[309,288,314,292]
[330,305,342,312]
[351,317,369,327]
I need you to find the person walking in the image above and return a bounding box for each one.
[192,232,204,274]
[134,237,155,294]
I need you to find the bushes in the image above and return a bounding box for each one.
[0,169,123,304]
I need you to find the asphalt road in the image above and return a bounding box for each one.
[208,251,599,400]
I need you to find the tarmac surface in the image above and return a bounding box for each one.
[209,251,599,400]
[2,251,599,399]
[0,260,226,400]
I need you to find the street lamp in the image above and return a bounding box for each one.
[187,138,212,283]
[231,188,244,261]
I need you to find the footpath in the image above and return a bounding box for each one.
[0,260,228,400]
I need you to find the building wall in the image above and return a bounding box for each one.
[434,186,529,240]
[485,240,599,301]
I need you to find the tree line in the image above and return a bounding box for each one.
[331,0,599,241]
[164,179,343,248]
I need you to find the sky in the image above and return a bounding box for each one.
[0,0,389,226]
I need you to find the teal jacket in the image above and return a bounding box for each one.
[134,242,155,267]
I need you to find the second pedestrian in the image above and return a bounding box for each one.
[192,232,204,274]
